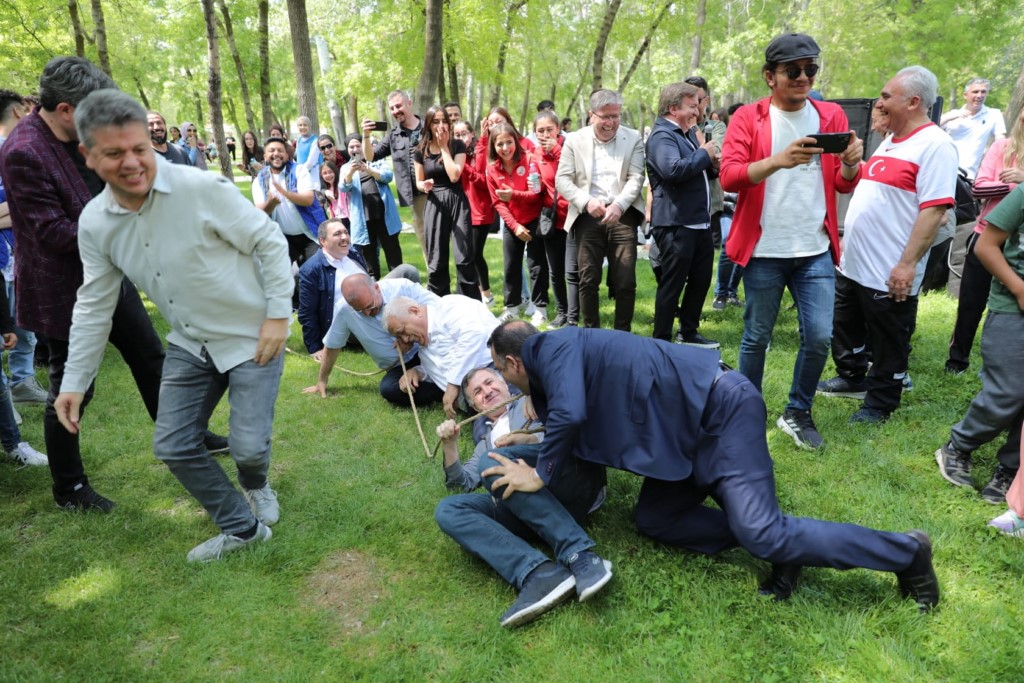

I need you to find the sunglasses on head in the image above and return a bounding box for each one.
[778,64,819,80]
[319,143,334,151]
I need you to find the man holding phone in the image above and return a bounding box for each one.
[720,33,863,450]
[362,90,426,260]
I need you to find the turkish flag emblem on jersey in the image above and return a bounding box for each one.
[864,155,919,193]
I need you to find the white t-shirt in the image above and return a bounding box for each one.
[841,123,958,295]
[756,104,829,258]
[942,105,1006,179]
[251,165,315,236]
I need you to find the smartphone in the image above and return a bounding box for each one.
[804,132,851,154]
[373,121,388,132]
[352,152,364,164]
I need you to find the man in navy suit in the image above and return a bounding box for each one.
[485,321,940,611]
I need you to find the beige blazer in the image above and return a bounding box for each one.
[554,124,646,233]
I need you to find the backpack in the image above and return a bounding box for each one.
[954,168,979,225]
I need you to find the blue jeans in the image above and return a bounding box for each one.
[0,378,22,451]
[713,216,743,299]
[738,251,834,412]
[433,444,601,589]
[153,343,283,536]
[2,278,38,387]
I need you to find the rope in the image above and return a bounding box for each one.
[398,351,433,459]
[285,346,387,377]
[429,393,533,458]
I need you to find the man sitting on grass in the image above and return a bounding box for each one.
[55,89,292,563]
[487,321,941,612]
[434,365,610,627]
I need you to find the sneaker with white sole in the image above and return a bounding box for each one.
[499,561,576,628]
[524,301,537,317]
[935,441,972,488]
[568,550,613,602]
[187,523,272,563]
[243,484,280,526]
[531,306,548,327]
[816,376,867,399]
[10,377,49,404]
[988,509,1024,537]
[776,408,824,449]
[498,305,521,323]
[5,441,48,467]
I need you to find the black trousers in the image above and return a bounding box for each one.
[44,279,165,496]
[285,233,318,308]
[470,221,494,291]
[363,217,404,280]
[947,232,990,372]
[651,226,714,340]
[379,354,445,407]
[831,273,917,414]
[565,231,580,324]
[543,228,569,317]
[502,219,548,309]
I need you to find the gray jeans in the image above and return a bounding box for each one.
[153,343,284,535]
[950,312,1024,469]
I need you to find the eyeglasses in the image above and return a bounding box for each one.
[777,64,820,80]
[591,112,621,122]
[319,143,334,151]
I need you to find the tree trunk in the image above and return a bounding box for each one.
[689,0,706,72]
[89,0,111,77]
[591,0,622,92]
[490,0,527,109]
[619,0,674,93]
[286,0,319,131]
[226,97,243,143]
[201,0,232,179]
[346,96,358,136]
[258,0,273,134]
[217,0,257,135]
[133,75,150,109]
[519,58,532,132]
[313,35,345,143]
[184,67,205,137]
[415,0,443,116]
[446,46,460,104]
[68,0,86,57]
[437,49,447,104]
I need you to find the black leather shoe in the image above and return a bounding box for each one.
[757,564,801,601]
[895,530,940,612]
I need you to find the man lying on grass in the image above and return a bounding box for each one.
[434,365,611,627]
[55,89,291,562]
[487,321,941,612]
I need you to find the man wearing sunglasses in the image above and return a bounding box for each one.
[720,33,863,450]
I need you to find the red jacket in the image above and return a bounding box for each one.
[536,138,569,230]
[719,97,861,267]
[487,151,546,232]
[460,136,496,226]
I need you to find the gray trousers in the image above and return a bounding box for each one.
[950,312,1024,469]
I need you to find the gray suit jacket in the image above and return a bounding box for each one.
[554,124,646,233]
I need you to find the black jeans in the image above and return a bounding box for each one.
[363,217,404,280]
[947,232,990,372]
[651,226,714,340]
[470,222,494,292]
[543,228,568,317]
[45,279,164,496]
[502,219,548,308]
[831,273,917,414]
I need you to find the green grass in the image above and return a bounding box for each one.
[1,224,1022,682]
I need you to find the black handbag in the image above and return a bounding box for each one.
[538,189,558,237]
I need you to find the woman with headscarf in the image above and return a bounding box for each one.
[177,121,207,170]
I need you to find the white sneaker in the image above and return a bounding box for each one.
[187,522,271,563]
[524,302,537,317]
[10,377,49,404]
[498,305,521,323]
[243,484,280,526]
[531,306,548,327]
[6,441,48,467]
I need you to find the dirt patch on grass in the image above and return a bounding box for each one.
[303,550,385,641]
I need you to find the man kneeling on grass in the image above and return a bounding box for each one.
[55,89,292,562]
[434,365,611,627]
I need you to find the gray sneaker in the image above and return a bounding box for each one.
[5,441,48,467]
[187,523,271,563]
[10,377,48,404]
[243,484,280,526]
[935,441,972,488]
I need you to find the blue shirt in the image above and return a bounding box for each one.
[322,278,439,367]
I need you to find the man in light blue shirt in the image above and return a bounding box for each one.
[54,89,292,563]
[303,273,443,406]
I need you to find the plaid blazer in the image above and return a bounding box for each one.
[0,110,94,340]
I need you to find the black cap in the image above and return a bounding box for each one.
[765,33,820,63]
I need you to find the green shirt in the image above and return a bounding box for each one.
[985,185,1024,314]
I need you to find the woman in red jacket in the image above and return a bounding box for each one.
[486,123,548,324]
[453,120,497,305]
[533,110,572,327]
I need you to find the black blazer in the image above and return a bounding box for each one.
[645,117,717,229]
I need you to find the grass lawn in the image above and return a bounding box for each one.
[1,190,1021,681]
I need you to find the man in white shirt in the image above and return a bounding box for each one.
[940,78,1006,179]
[381,294,498,418]
[817,66,957,424]
[55,89,293,563]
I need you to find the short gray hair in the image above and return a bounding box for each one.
[74,89,147,150]
[380,296,416,332]
[589,89,623,112]
[460,365,503,411]
[39,56,115,111]
[895,66,938,110]
[317,217,347,242]
[963,78,990,93]
[387,89,411,104]
[657,82,700,117]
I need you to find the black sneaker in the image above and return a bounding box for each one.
[204,431,230,454]
[568,550,612,602]
[549,313,567,329]
[727,296,744,307]
[55,483,116,513]
[895,530,940,612]
[776,409,824,450]
[675,332,721,349]
[944,361,967,375]
[757,564,802,601]
[935,441,972,488]
[499,561,576,628]
[849,407,890,424]
[816,376,867,399]
[711,296,727,311]
[980,465,1016,505]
